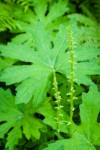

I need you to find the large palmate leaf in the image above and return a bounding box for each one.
[0,23,100,105]
[13,0,68,28]
[33,0,68,26]
[11,0,68,45]
[0,23,67,105]
[0,88,44,150]
[11,0,71,50]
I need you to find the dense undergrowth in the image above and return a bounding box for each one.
[0,0,100,150]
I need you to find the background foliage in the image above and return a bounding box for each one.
[0,0,100,150]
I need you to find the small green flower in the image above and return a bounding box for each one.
[53,71,64,133]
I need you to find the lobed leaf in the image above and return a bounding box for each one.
[0,23,100,107]
[0,88,44,149]
[43,132,96,150]
[79,84,100,145]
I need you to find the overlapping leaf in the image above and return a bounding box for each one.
[43,84,100,150]
[0,88,22,149]
[11,0,68,45]
[43,132,96,150]
[0,88,44,149]
[0,23,100,105]
[1,0,61,44]
[37,98,69,133]
[14,0,68,27]
[0,23,67,105]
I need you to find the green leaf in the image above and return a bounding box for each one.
[0,43,37,63]
[37,98,57,130]
[43,132,96,150]
[50,25,69,67]
[79,84,100,145]
[31,22,51,56]
[33,0,48,21]
[0,23,100,106]
[56,47,100,85]
[22,116,43,140]
[6,127,22,150]
[0,88,44,149]
[37,98,69,133]
[22,100,44,140]
[0,88,23,148]
[12,0,68,37]
[15,77,35,104]
[45,0,68,25]
[33,0,68,25]
[16,73,50,105]
[0,23,53,105]
[11,32,34,46]
[43,85,100,149]
[75,62,100,85]
[0,65,37,84]
[0,57,15,71]
[75,46,100,61]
